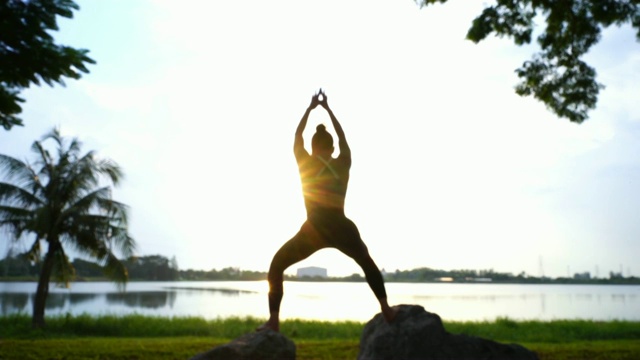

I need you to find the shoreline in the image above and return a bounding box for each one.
[3,277,640,285]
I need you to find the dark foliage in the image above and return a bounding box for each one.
[0,251,40,277]
[122,255,180,281]
[417,0,640,123]
[0,0,95,130]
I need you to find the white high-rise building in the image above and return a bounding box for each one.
[296,266,328,278]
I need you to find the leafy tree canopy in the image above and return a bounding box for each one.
[417,0,640,123]
[0,0,94,130]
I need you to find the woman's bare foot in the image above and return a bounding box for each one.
[382,305,399,323]
[379,298,398,323]
[256,314,280,332]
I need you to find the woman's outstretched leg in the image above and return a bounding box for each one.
[258,263,284,332]
[258,227,319,332]
[357,254,398,322]
[335,219,398,323]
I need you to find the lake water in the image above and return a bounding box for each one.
[1,281,639,322]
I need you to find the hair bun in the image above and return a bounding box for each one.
[311,124,334,152]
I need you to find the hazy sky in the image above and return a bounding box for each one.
[2,0,639,278]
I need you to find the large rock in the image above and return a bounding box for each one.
[191,329,296,360]
[358,304,538,360]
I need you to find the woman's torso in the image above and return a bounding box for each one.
[297,154,350,215]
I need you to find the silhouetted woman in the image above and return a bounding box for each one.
[259,90,396,332]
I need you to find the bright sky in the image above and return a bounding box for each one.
[1,0,639,278]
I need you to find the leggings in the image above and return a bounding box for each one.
[267,213,387,313]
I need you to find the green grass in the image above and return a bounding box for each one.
[1,314,639,359]
[444,316,640,343]
[3,338,640,360]
[0,314,364,340]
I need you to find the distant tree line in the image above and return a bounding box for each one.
[1,253,638,284]
[0,253,179,281]
[383,267,640,285]
[384,268,515,282]
[0,251,41,277]
[180,267,275,281]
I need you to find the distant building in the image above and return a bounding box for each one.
[381,268,389,279]
[574,272,591,280]
[297,266,328,278]
[465,277,493,282]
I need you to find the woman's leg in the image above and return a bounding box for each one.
[335,218,397,322]
[259,222,322,331]
[352,252,397,322]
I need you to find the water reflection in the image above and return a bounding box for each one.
[107,291,177,309]
[1,282,638,322]
[0,291,181,313]
[42,292,117,311]
[0,293,29,313]
[612,294,628,303]
[412,294,541,301]
[70,293,98,305]
[46,293,67,310]
[0,284,254,315]
[163,286,256,296]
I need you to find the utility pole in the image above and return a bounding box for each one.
[538,255,544,278]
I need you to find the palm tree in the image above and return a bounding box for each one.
[0,127,136,328]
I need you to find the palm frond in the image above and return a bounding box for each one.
[0,205,33,219]
[102,251,129,291]
[96,197,130,224]
[63,212,135,260]
[57,151,102,204]
[68,234,102,259]
[51,248,75,288]
[108,227,136,259]
[0,182,43,208]
[26,238,43,262]
[0,154,27,179]
[40,127,65,150]
[0,205,33,238]
[62,215,110,257]
[0,155,39,189]
[66,135,83,160]
[61,186,111,218]
[96,158,124,186]
[30,140,51,167]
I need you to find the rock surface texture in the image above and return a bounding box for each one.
[358,304,539,360]
[190,329,296,360]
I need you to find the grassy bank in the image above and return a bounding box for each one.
[1,314,639,359]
